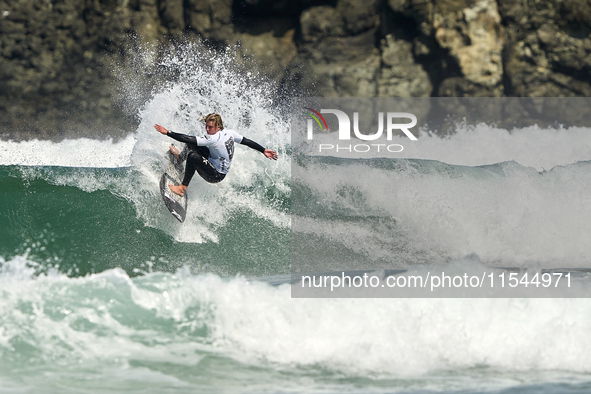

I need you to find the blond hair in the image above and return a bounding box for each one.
[204,113,224,130]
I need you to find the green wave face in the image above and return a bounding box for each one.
[4,154,591,279]
[0,166,290,278]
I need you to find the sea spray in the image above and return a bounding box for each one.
[129,42,291,243]
[2,253,591,393]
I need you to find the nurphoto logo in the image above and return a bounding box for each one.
[303,108,418,153]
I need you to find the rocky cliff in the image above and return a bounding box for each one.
[0,0,590,139]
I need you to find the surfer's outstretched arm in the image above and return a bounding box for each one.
[154,124,198,146]
[240,137,278,160]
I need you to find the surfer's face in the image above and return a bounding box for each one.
[206,121,221,135]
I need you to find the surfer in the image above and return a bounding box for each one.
[154,113,278,196]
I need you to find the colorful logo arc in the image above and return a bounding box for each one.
[303,108,329,132]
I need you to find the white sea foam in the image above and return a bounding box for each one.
[296,158,591,267]
[211,281,591,377]
[0,135,136,168]
[1,254,591,387]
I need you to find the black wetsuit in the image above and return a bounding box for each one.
[166,130,266,186]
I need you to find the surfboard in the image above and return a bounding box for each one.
[160,148,187,222]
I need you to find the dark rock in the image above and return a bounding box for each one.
[1,0,591,140]
[378,35,432,97]
[438,77,503,97]
[499,0,591,97]
[340,0,380,34]
[159,0,185,33]
[300,6,345,42]
[0,20,26,34]
[235,0,301,16]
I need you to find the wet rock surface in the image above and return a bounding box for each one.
[0,0,589,139]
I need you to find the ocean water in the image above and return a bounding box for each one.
[2,47,591,392]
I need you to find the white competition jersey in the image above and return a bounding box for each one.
[196,129,244,174]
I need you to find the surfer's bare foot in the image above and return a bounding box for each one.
[169,145,180,159]
[169,184,187,196]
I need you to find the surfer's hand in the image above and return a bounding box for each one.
[154,124,168,135]
[264,149,278,160]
